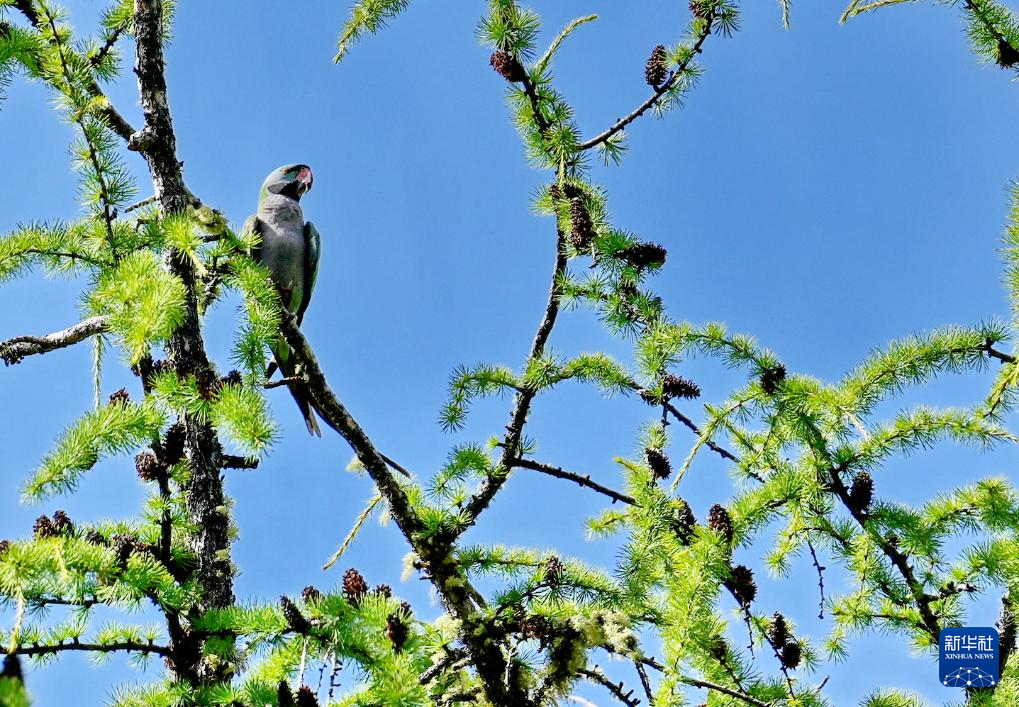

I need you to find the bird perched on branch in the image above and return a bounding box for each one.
[244,164,322,436]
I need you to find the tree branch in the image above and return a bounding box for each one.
[986,343,1016,363]
[576,11,716,151]
[637,655,769,707]
[132,0,233,684]
[1,316,108,366]
[826,463,941,643]
[11,0,136,141]
[278,313,528,704]
[221,454,259,470]
[677,675,772,707]
[459,226,568,531]
[511,457,634,505]
[634,660,654,706]
[662,400,740,464]
[13,640,170,658]
[579,667,640,707]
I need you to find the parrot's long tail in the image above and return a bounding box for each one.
[272,346,322,437]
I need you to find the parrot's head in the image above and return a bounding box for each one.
[261,164,314,202]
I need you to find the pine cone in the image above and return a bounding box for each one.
[128,538,156,562]
[848,471,874,515]
[108,388,130,406]
[544,555,564,584]
[490,50,527,82]
[374,583,393,598]
[85,530,107,546]
[343,568,369,606]
[707,504,733,545]
[726,564,757,607]
[1,654,22,683]
[0,540,9,557]
[646,448,672,480]
[295,686,319,707]
[662,373,701,400]
[135,450,162,482]
[112,534,136,568]
[521,614,553,641]
[619,242,667,269]
[387,613,409,651]
[280,595,311,634]
[277,681,295,707]
[645,44,668,87]
[779,639,802,669]
[768,612,789,648]
[760,364,787,395]
[33,514,55,538]
[996,38,1019,68]
[301,586,322,603]
[221,370,243,387]
[162,422,186,465]
[196,369,219,401]
[400,600,412,615]
[569,197,595,250]
[52,510,73,535]
[668,498,697,544]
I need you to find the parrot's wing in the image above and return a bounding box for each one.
[242,214,264,262]
[296,221,321,326]
[243,214,279,379]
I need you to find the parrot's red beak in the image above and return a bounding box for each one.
[297,167,313,194]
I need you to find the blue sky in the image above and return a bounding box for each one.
[2,0,1019,704]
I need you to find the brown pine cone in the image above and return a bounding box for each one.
[280,595,311,634]
[707,504,733,545]
[662,373,701,400]
[490,50,527,82]
[135,450,162,482]
[343,567,369,606]
[386,613,409,651]
[760,364,787,395]
[645,44,668,87]
[668,498,697,545]
[725,564,757,607]
[646,448,672,480]
[108,388,130,406]
[295,686,319,707]
[33,514,55,538]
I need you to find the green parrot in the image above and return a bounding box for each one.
[244,164,322,436]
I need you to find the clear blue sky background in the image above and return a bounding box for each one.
[2,0,1019,704]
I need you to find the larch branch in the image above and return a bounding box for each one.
[13,640,171,658]
[577,11,716,151]
[512,457,634,505]
[1,316,108,366]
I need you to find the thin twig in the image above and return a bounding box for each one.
[634,659,654,706]
[89,25,126,67]
[806,537,826,619]
[12,640,171,658]
[512,457,635,505]
[579,667,640,707]
[678,675,772,707]
[662,400,741,464]
[263,376,304,389]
